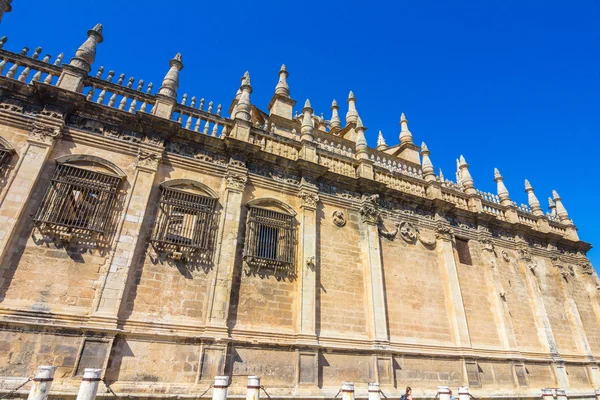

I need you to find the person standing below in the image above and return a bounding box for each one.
[400,387,413,400]
[449,389,457,400]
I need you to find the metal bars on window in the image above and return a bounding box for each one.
[34,164,121,237]
[0,147,11,169]
[244,206,294,272]
[151,187,216,254]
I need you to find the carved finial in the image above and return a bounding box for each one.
[548,197,556,216]
[136,79,144,91]
[0,36,6,49]
[524,179,543,216]
[126,77,134,88]
[54,53,64,66]
[157,53,184,99]
[330,99,341,131]
[399,113,413,145]
[146,82,153,95]
[420,142,435,181]
[493,168,511,205]
[106,70,114,82]
[181,93,188,105]
[458,155,475,194]
[95,66,104,79]
[19,46,28,56]
[376,130,388,151]
[301,98,314,140]
[439,168,445,181]
[234,71,252,121]
[355,116,367,153]
[32,47,42,60]
[69,23,104,73]
[274,64,290,97]
[552,190,572,224]
[346,91,358,125]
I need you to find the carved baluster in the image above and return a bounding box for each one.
[194,117,201,132]
[140,82,152,112]
[217,104,222,116]
[0,57,7,74]
[0,36,6,49]
[109,75,124,108]
[95,66,104,79]
[6,47,27,79]
[203,120,210,135]
[18,47,41,82]
[117,73,125,85]
[199,98,204,110]
[185,113,193,129]
[32,54,52,82]
[211,123,218,137]
[97,71,114,104]
[190,96,196,108]
[86,85,95,101]
[53,53,64,66]
[126,77,134,88]
[208,101,213,113]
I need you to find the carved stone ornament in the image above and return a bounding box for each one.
[332,210,346,227]
[136,150,161,170]
[28,122,61,144]
[225,170,247,190]
[229,155,247,168]
[501,250,511,263]
[435,224,454,240]
[399,221,418,243]
[359,193,380,224]
[299,190,319,208]
[580,260,594,275]
[306,256,315,270]
[480,237,495,253]
[379,222,399,240]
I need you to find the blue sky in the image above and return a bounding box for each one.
[3,1,599,267]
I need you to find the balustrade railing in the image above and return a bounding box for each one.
[172,94,230,139]
[374,167,426,197]
[249,129,300,160]
[317,149,356,178]
[0,45,63,86]
[441,188,469,210]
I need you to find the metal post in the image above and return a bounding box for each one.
[342,382,355,400]
[368,382,381,400]
[76,368,102,400]
[246,376,260,400]
[438,386,451,400]
[27,366,56,400]
[213,376,229,400]
[458,387,470,400]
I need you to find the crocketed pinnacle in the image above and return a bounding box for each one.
[355,116,367,152]
[157,53,184,99]
[376,130,388,151]
[330,99,341,131]
[457,155,475,193]
[493,168,511,204]
[399,113,413,145]
[274,64,290,97]
[420,142,435,181]
[345,91,358,125]
[69,23,104,73]
[300,98,314,140]
[524,179,543,215]
[552,190,571,223]
[234,71,253,121]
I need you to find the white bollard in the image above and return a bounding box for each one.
[246,376,260,400]
[541,388,555,400]
[212,376,230,400]
[438,386,451,400]
[556,389,568,400]
[76,368,102,400]
[368,382,381,400]
[458,387,470,400]
[595,389,600,400]
[342,382,355,400]
[27,366,56,400]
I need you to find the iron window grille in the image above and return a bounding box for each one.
[244,206,295,273]
[33,164,122,240]
[151,186,217,257]
[0,146,12,169]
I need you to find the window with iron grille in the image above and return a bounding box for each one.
[244,206,295,273]
[151,186,217,256]
[0,146,12,169]
[34,164,121,238]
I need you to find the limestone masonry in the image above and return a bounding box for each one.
[0,16,598,400]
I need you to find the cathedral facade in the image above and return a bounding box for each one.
[0,21,598,400]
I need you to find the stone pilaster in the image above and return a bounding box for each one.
[297,177,319,342]
[434,224,472,348]
[516,244,568,386]
[206,156,248,333]
[90,148,161,325]
[358,194,389,344]
[576,259,600,386]
[0,118,62,268]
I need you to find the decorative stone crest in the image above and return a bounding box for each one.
[136,150,161,170]
[399,221,418,243]
[332,210,346,227]
[579,260,594,275]
[28,122,61,144]
[359,194,380,224]
[226,170,247,191]
[299,190,319,208]
[480,237,495,253]
[435,224,454,241]
[501,250,511,263]
[379,222,399,240]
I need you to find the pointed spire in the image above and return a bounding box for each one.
[457,155,475,194]
[234,71,253,121]
[300,98,314,141]
[355,116,367,153]
[552,190,572,224]
[157,53,184,99]
[376,131,388,151]
[69,24,104,73]
[439,168,445,182]
[524,179,543,216]
[345,91,359,125]
[330,99,341,131]
[493,168,511,205]
[399,113,413,145]
[274,64,290,97]
[548,197,557,217]
[420,142,435,181]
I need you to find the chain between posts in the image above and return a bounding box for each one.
[331,388,342,400]
[380,389,389,399]
[197,384,214,398]
[0,377,32,400]
[260,385,272,400]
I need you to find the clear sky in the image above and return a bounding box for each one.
[3,1,599,267]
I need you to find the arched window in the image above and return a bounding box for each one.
[244,198,296,273]
[151,180,218,260]
[33,155,125,242]
[0,138,15,169]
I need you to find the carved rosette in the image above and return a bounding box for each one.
[136,149,161,171]
[299,190,319,209]
[332,211,346,227]
[434,224,454,241]
[28,122,61,145]
[225,170,247,191]
[359,194,380,224]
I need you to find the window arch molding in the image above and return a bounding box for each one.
[0,136,16,153]
[246,197,297,216]
[55,154,127,178]
[160,178,219,199]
